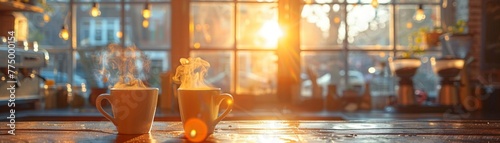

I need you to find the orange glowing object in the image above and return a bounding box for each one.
[184,118,208,142]
[90,2,101,17]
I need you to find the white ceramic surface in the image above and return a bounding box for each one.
[177,88,233,134]
[96,88,159,134]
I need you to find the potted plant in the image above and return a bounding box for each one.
[423,27,444,48]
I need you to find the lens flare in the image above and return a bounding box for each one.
[184,118,208,142]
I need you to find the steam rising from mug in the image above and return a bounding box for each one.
[96,44,150,88]
[172,57,212,89]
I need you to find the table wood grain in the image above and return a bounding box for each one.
[1,120,500,142]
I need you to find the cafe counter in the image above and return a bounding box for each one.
[1,120,500,142]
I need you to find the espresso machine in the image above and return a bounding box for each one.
[389,58,421,106]
[0,46,49,111]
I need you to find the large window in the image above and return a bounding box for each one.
[27,0,446,109]
[27,0,171,90]
[190,0,279,97]
[187,0,444,106]
[300,0,442,100]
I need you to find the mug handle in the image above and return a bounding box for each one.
[96,93,117,126]
[214,93,233,124]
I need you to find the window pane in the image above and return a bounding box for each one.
[124,3,171,49]
[395,51,440,99]
[190,2,234,49]
[190,51,233,93]
[303,0,381,4]
[76,4,121,48]
[237,51,277,96]
[396,5,441,49]
[396,0,440,3]
[40,50,73,85]
[353,0,392,4]
[348,52,392,95]
[75,50,103,88]
[143,51,170,88]
[75,50,170,89]
[239,0,277,2]
[301,4,345,49]
[301,52,345,97]
[24,2,70,47]
[347,4,391,48]
[237,3,279,49]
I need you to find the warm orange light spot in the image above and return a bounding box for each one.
[59,26,69,40]
[406,22,413,29]
[334,17,341,24]
[142,19,149,28]
[193,43,201,49]
[371,0,379,8]
[90,2,101,17]
[184,118,208,142]
[43,14,50,22]
[227,99,233,105]
[258,20,283,48]
[116,31,123,38]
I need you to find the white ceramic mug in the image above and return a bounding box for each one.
[96,88,158,134]
[177,88,233,134]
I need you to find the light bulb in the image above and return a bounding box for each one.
[33,41,38,52]
[90,2,101,17]
[413,4,426,22]
[142,3,151,19]
[142,19,149,28]
[59,26,69,40]
[43,13,50,22]
[371,0,379,8]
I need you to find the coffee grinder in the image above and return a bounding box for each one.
[434,33,471,106]
[389,58,421,106]
[432,58,464,106]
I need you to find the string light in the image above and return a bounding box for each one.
[59,25,69,40]
[413,4,426,22]
[33,41,38,52]
[142,2,151,19]
[90,2,101,17]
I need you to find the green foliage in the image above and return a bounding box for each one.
[448,19,467,34]
[402,26,443,58]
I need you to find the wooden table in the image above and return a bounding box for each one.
[1,120,500,142]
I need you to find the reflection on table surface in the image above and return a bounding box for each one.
[1,120,500,142]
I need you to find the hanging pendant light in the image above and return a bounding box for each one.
[371,0,379,8]
[90,2,101,17]
[59,25,69,40]
[413,4,426,22]
[142,2,151,19]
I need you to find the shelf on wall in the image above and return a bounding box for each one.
[0,0,44,13]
